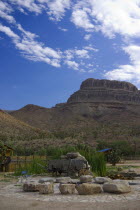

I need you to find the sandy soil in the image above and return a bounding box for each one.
[0,196,140,210]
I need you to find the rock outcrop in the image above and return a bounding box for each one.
[76,183,102,195]
[67,78,140,105]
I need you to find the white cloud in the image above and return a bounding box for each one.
[105,65,136,81]
[84,45,99,52]
[17,24,38,40]
[64,46,98,60]
[58,27,68,32]
[84,34,91,40]
[75,49,89,58]
[69,0,140,82]
[0,1,15,23]
[0,23,61,67]
[8,0,71,21]
[65,60,79,70]
[4,0,140,39]
[44,0,71,21]
[123,45,140,65]
[10,0,43,14]
[105,44,140,83]
[0,22,99,71]
[71,0,140,38]
[63,45,98,71]
[71,6,94,31]
[0,24,19,40]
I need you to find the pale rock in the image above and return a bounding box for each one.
[94,177,112,184]
[39,182,54,194]
[71,179,80,184]
[103,182,131,194]
[56,177,72,183]
[128,168,135,173]
[23,181,40,192]
[76,183,102,195]
[59,184,76,194]
[39,177,55,183]
[80,175,93,183]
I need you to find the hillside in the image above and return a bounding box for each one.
[10,78,140,147]
[0,110,44,142]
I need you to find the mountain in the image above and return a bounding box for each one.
[0,109,44,141]
[10,78,140,145]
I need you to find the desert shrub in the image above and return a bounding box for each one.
[107,149,121,166]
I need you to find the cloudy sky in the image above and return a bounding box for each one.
[1,0,140,109]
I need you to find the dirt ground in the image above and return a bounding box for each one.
[0,196,140,210]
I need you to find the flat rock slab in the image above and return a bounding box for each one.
[56,177,72,184]
[103,182,131,194]
[66,152,81,159]
[39,178,56,183]
[76,183,102,195]
[94,177,111,184]
[71,179,80,184]
[23,181,40,192]
[80,175,93,183]
[129,181,140,185]
[59,184,76,194]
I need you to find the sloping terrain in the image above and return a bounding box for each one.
[10,78,140,146]
[0,110,44,141]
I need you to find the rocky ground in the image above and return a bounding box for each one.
[0,176,140,210]
[1,160,140,210]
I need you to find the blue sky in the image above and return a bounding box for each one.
[0,0,140,110]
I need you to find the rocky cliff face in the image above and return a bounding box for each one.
[67,78,140,105]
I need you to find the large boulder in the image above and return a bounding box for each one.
[80,175,93,183]
[75,155,86,161]
[23,181,40,192]
[39,182,54,194]
[76,183,102,195]
[56,177,72,183]
[59,184,76,194]
[94,177,111,184]
[66,152,81,159]
[103,182,131,194]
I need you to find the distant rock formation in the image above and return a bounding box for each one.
[67,78,140,105]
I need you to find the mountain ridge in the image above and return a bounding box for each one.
[10,78,140,133]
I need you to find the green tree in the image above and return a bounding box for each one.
[108,149,121,166]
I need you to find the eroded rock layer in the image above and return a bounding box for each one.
[67,78,140,104]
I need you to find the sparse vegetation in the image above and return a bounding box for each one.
[13,145,106,176]
[107,150,121,166]
[14,157,46,176]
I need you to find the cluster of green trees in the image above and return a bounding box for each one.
[97,139,140,157]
